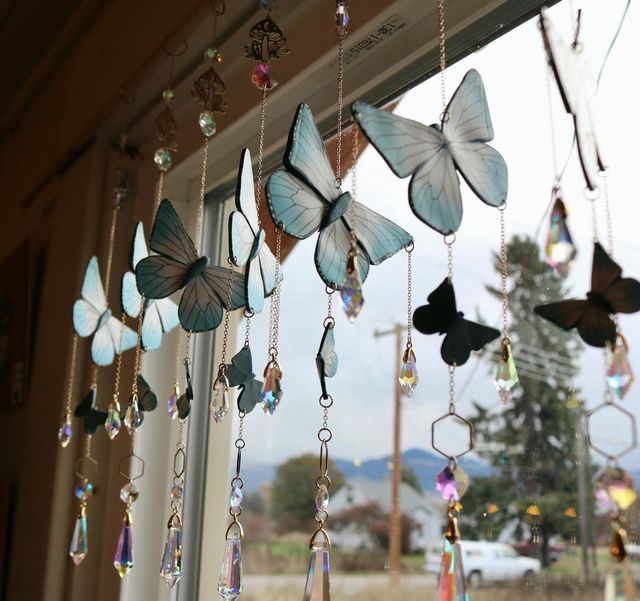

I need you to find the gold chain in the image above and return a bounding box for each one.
[445,236,454,280]
[91,364,99,388]
[335,34,345,184]
[545,68,560,183]
[603,175,614,257]
[131,299,145,398]
[195,138,210,256]
[64,334,79,418]
[438,0,447,115]
[448,364,456,414]
[112,312,128,401]
[218,267,235,370]
[406,247,413,346]
[267,229,283,357]
[349,124,358,250]
[499,208,510,340]
[156,171,165,210]
[255,85,269,226]
[103,206,120,300]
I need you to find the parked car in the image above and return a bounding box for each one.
[425,540,541,586]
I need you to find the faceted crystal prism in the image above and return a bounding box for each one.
[261,363,283,415]
[399,347,419,396]
[160,523,182,588]
[167,389,179,419]
[607,344,634,399]
[75,480,94,502]
[302,540,331,601]
[230,486,243,508]
[105,400,122,440]
[69,507,88,566]
[210,378,230,423]
[340,255,364,322]
[218,532,243,601]
[199,111,217,138]
[315,485,330,512]
[335,1,350,35]
[154,147,173,172]
[58,418,72,447]
[545,197,577,279]
[436,466,469,501]
[120,482,139,505]
[124,397,143,434]
[114,509,134,578]
[437,538,469,601]
[494,342,519,403]
[251,63,277,90]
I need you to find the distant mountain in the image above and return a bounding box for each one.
[241,448,492,494]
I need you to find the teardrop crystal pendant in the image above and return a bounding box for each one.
[545,196,577,278]
[302,539,331,601]
[58,415,73,448]
[167,383,179,419]
[69,506,88,566]
[261,361,283,415]
[210,375,230,423]
[494,340,519,403]
[340,253,364,322]
[124,396,143,434]
[399,347,419,396]
[218,530,243,601]
[114,508,134,578]
[105,398,122,440]
[607,339,634,399]
[437,538,468,601]
[160,519,183,588]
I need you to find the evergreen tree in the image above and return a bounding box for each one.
[462,235,583,567]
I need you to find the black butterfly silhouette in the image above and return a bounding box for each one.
[534,242,640,347]
[413,278,500,366]
[225,345,263,414]
[74,375,159,433]
[177,359,194,419]
[315,321,338,399]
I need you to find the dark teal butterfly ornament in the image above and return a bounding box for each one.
[353,69,508,235]
[225,345,263,414]
[135,199,246,332]
[266,103,413,289]
[122,222,180,351]
[316,320,338,399]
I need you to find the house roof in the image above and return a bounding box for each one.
[331,478,446,516]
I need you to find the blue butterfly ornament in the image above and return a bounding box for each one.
[135,199,246,332]
[121,221,179,351]
[73,256,138,366]
[353,69,508,235]
[266,103,413,289]
[228,149,278,313]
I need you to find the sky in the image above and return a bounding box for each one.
[231,0,640,473]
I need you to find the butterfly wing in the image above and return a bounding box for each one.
[121,271,142,318]
[258,243,278,297]
[229,211,256,267]
[84,409,108,435]
[131,221,149,269]
[203,266,246,311]
[576,306,617,347]
[534,298,593,339]
[444,69,508,208]
[346,201,413,265]
[441,317,500,366]
[148,199,198,262]
[136,374,158,412]
[235,148,260,232]
[155,297,180,333]
[141,303,163,351]
[178,276,224,333]
[246,255,265,314]
[352,101,446,178]
[285,103,341,203]
[237,378,263,414]
[90,321,116,366]
[315,218,369,289]
[413,278,459,335]
[318,322,338,378]
[266,169,327,239]
[136,256,190,299]
[74,387,96,418]
[73,256,107,336]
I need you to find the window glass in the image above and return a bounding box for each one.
[221,2,640,600]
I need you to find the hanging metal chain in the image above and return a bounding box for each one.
[349,122,358,252]
[267,227,283,358]
[217,265,236,374]
[499,207,510,342]
[195,139,210,256]
[103,205,121,301]
[63,334,79,421]
[545,68,561,184]
[448,365,456,414]
[168,419,186,527]
[437,0,447,115]
[112,312,129,402]
[602,173,614,257]
[130,299,145,402]
[255,85,268,225]
[406,244,414,347]
[311,392,333,548]
[226,412,246,540]
[444,234,455,280]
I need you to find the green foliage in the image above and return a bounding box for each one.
[271,453,345,531]
[463,235,585,566]
[401,466,423,494]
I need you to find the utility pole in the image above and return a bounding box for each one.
[576,413,591,582]
[374,324,404,580]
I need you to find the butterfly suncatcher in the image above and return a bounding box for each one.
[73,256,138,366]
[413,278,500,366]
[539,7,605,191]
[122,222,180,351]
[535,243,640,347]
[135,199,246,332]
[229,149,278,313]
[353,69,508,235]
[225,345,263,414]
[266,103,413,289]
[315,321,338,400]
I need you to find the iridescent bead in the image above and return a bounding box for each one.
[154,147,173,172]
[75,480,94,501]
[230,485,243,508]
[162,88,176,106]
[251,63,277,90]
[199,111,217,138]
[204,47,223,64]
[58,419,72,448]
[120,482,139,504]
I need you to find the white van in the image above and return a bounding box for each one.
[425,540,541,586]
